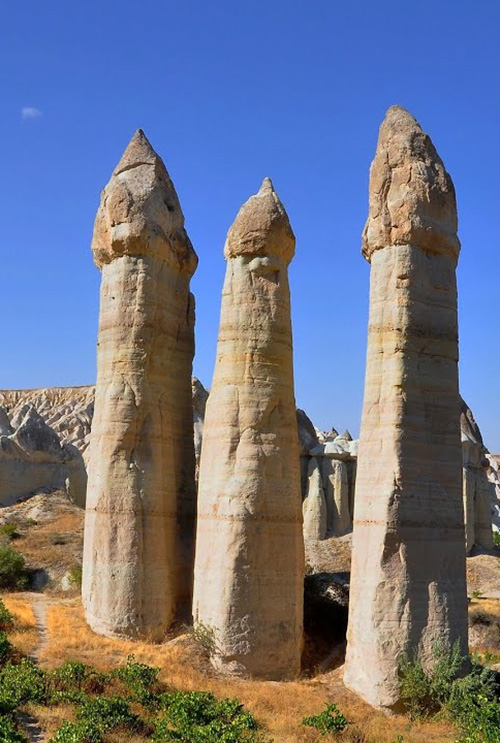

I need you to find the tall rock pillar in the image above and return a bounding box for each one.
[192,178,304,679]
[82,130,198,639]
[344,107,468,709]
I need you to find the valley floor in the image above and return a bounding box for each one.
[1,491,500,743]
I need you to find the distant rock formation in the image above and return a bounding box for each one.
[461,399,494,551]
[2,381,498,557]
[344,106,468,711]
[0,405,86,507]
[298,409,357,539]
[0,386,94,458]
[82,130,198,640]
[192,179,304,679]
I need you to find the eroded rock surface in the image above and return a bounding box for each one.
[82,130,197,640]
[192,178,304,679]
[461,399,494,552]
[0,406,86,507]
[344,106,469,710]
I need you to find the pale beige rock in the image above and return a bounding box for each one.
[0,387,95,455]
[461,400,494,552]
[344,106,468,710]
[321,457,351,536]
[303,458,327,540]
[82,130,197,639]
[192,178,304,679]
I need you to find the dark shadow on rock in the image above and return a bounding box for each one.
[302,571,350,675]
[29,568,50,591]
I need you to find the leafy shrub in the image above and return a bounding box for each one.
[399,644,500,742]
[50,719,101,743]
[447,666,500,743]
[0,546,28,590]
[0,660,46,712]
[398,652,431,719]
[47,661,106,701]
[398,640,465,718]
[428,641,464,705]
[78,696,139,731]
[0,634,12,667]
[0,714,25,743]
[0,600,13,632]
[0,524,20,542]
[493,531,500,547]
[51,696,141,743]
[302,703,350,735]
[154,691,263,743]
[68,564,82,589]
[110,655,159,701]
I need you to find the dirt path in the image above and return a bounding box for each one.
[16,594,50,743]
[29,593,49,663]
[16,711,47,743]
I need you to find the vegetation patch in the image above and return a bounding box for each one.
[398,641,500,742]
[0,546,29,590]
[302,702,351,736]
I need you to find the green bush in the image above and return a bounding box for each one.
[78,696,139,731]
[110,654,159,701]
[0,714,25,743]
[51,696,141,743]
[302,703,350,735]
[398,640,466,718]
[47,661,106,701]
[0,600,13,632]
[154,691,263,743]
[398,644,500,741]
[493,531,500,547]
[0,546,28,590]
[50,719,101,743]
[0,633,12,667]
[0,525,20,542]
[398,652,431,719]
[68,565,82,589]
[0,660,47,712]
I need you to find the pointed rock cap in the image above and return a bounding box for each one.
[362,105,460,262]
[92,129,198,275]
[224,177,295,263]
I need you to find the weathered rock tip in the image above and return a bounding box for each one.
[91,129,198,274]
[224,178,295,262]
[362,105,460,262]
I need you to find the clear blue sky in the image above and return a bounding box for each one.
[1,1,499,449]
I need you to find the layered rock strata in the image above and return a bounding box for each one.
[192,178,304,679]
[0,405,86,507]
[344,106,469,710]
[82,130,197,639]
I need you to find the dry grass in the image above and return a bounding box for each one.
[2,592,38,656]
[39,599,458,743]
[0,492,84,595]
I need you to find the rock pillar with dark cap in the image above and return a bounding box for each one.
[82,130,198,639]
[344,107,468,709]
[192,178,304,679]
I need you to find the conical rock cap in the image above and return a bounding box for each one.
[92,129,198,274]
[224,178,295,263]
[362,106,460,262]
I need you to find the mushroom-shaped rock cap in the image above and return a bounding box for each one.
[92,129,198,275]
[224,178,295,263]
[362,106,460,262]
